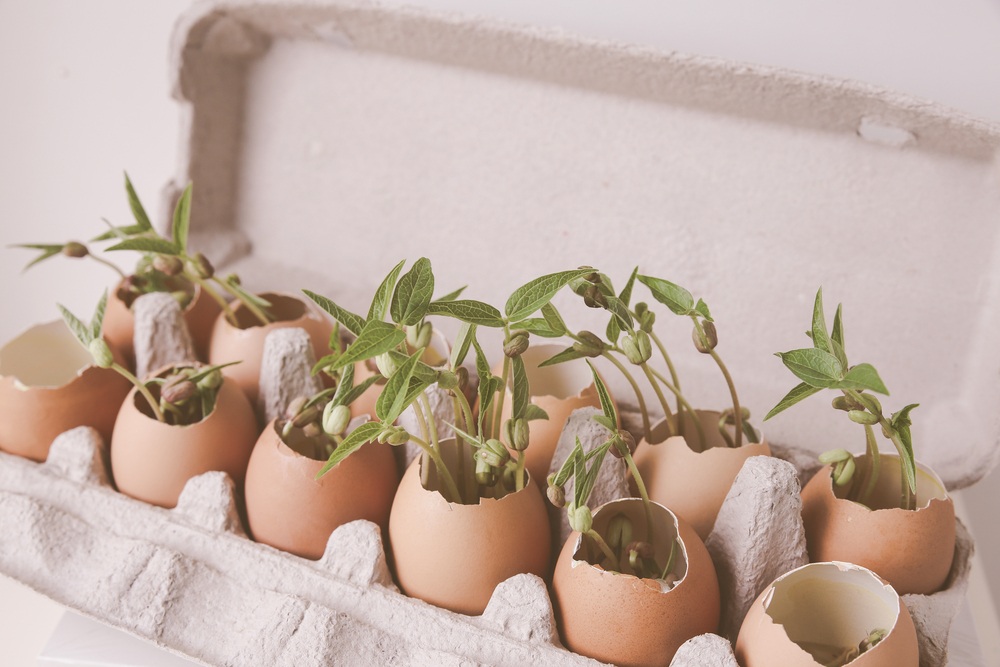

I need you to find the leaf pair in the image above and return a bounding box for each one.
[105,183,193,257]
[637,274,712,321]
[505,269,592,322]
[58,291,108,347]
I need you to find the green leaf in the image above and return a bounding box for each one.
[450,322,476,368]
[552,443,581,487]
[524,404,549,422]
[576,439,612,508]
[14,243,64,271]
[368,260,405,322]
[172,184,192,254]
[316,421,384,477]
[504,269,591,322]
[124,173,153,231]
[835,363,889,395]
[90,291,108,341]
[338,375,382,409]
[449,422,483,450]
[384,349,438,382]
[637,275,694,315]
[303,289,366,336]
[376,348,425,424]
[57,303,92,346]
[106,237,180,256]
[891,403,919,429]
[91,221,148,242]
[586,360,618,427]
[311,352,340,376]
[606,315,621,345]
[399,376,435,416]
[511,356,528,420]
[619,267,638,307]
[228,281,272,312]
[775,348,844,388]
[427,300,504,327]
[764,382,821,421]
[694,298,713,322]
[510,318,562,338]
[895,423,917,494]
[390,257,434,326]
[541,303,568,336]
[831,303,845,351]
[472,336,494,433]
[604,294,634,331]
[330,319,406,371]
[185,360,240,384]
[593,415,616,431]
[811,288,832,354]
[539,346,585,368]
[330,363,355,405]
[433,286,466,303]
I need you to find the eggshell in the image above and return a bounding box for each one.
[0,321,132,461]
[208,293,333,405]
[388,438,551,615]
[735,561,918,667]
[496,344,601,487]
[110,368,259,508]
[801,453,955,595]
[633,409,771,539]
[244,419,399,559]
[103,279,220,369]
[552,499,720,667]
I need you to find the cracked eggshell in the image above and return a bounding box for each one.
[735,561,918,667]
[496,344,602,487]
[801,453,955,595]
[208,293,332,406]
[104,279,220,369]
[552,498,720,667]
[110,366,259,508]
[0,320,131,461]
[244,419,398,559]
[388,438,551,615]
[633,410,771,539]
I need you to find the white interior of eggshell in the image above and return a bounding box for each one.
[0,320,93,389]
[833,454,949,510]
[518,344,594,400]
[573,498,688,591]
[420,436,497,505]
[231,292,307,329]
[764,562,900,664]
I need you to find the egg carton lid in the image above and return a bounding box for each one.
[165,0,1000,490]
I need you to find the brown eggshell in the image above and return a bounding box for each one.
[552,499,720,667]
[634,409,771,539]
[110,369,259,508]
[244,419,399,559]
[208,293,333,406]
[496,344,601,487]
[801,453,955,595]
[388,438,551,615]
[0,321,132,462]
[736,561,918,667]
[103,279,220,369]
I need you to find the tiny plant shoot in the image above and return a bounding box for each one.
[16,174,273,327]
[766,288,918,511]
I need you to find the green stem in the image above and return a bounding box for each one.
[844,389,914,510]
[408,433,462,504]
[113,362,165,422]
[691,314,742,448]
[622,449,654,544]
[212,276,270,326]
[640,362,675,431]
[515,448,527,491]
[492,329,512,440]
[649,367,706,451]
[861,424,879,506]
[585,529,620,569]
[601,351,652,441]
[188,274,235,324]
[90,255,127,279]
[660,538,678,580]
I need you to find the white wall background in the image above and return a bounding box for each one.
[1,1,999,664]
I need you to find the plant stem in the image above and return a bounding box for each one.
[585,529,620,569]
[649,367,706,451]
[622,449,654,544]
[491,328,512,440]
[113,362,165,422]
[188,274,235,324]
[640,362,675,431]
[212,276,270,326]
[515,448,527,491]
[90,255,127,279]
[601,351,652,441]
[844,389,915,510]
[409,433,462,504]
[645,326,684,438]
[691,316,743,448]
[660,538,678,580]
[861,424,879,506]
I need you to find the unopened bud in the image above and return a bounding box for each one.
[547,483,566,508]
[437,370,459,391]
[693,321,718,353]
[197,369,223,391]
[639,310,656,333]
[455,366,469,390]
[583,271,601,283]
[152,255,183,276]
[832,396,854,411]
[407,321,432,350]
[188,252,214,279]
[583,285,608,309]
[480,438,510,467]
[573,330,605,358]
[622,331,652,365]
[88,338,114,369]
[626,540,654,560]
[611,430,636,459]
[291,404,321,428]
[386,427,410,446]
[634,302,649,317]
[848,409,879,426]
[833,456,856,486]
[475,457,498,486]
[323,403,351,436]
[818,448,853,465]
[62,242,89,258]
[225,273,241,286]
[285,396,308,421]
[511,418,529,451]
[569,505,593,534]
[161,377,197,405]
[857,393,882,415]
[504,333,529,358]
[375,352,397,379]
[606,513,632,551]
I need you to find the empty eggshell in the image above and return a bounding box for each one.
[552,498,720,667]
[110,366,259,508]
[801,453,955,596]
[633,410,771,539]
[496,344,602,487]
[388,438,551,616]
[735,561,918,667]
[208,293,333,406]
[0,320,131,461]
[244,419,399,559]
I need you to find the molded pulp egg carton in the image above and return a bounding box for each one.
[3,0,1000,664]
